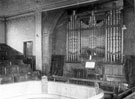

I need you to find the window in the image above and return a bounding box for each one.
[66,8,122,63]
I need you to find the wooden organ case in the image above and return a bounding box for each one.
[66,6,124,82]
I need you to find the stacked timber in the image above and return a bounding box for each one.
[14,73,28,82]
[0,64,40,84]
[0,75,14,84]
[0,64,31,75]
[0,44,39,84]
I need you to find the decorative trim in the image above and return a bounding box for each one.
[42,0,99,12]
[6,12,34,20]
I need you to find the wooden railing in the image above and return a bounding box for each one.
[49,75,127,95]
[118,87,135,99]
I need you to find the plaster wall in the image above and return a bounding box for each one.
[42,9,64,74]
[0,20,5,43]
[6,15,35,55]
[0,0,98,17]
[52,12,67,55]
[123,5,135,55]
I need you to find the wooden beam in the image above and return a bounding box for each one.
[6,12,34,20]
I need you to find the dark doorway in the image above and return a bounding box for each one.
[23,41,33,56]
[23,41,36,71]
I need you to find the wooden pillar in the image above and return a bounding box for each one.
[35,10,42,71]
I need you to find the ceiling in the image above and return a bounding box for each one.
[0,0,121,17]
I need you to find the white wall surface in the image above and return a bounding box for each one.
[0,81,42,99]
[48,81,97,99]
[6,15,35,55]
[0,81,103,99]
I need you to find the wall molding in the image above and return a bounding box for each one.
[5,0,120,20]
[42,0,98,12]
[4,0,99,17]
[6,12,34,20]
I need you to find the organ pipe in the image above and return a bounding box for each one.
[66,8,122,63]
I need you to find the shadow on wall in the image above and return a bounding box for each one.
[0,43,22,61]
[42,9,65,75]
[0,43,36,71]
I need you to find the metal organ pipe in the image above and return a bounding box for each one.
[73,10,75,62]
[105,8,122,63]
[105,13,108,62]
[71,14,73,62]
[69,15,71,62]
[66,20,69,61]
[66,8,122,63]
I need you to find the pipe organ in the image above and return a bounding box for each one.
[66,11,81,62]
[66,8,122,63]
[105,9,122,63]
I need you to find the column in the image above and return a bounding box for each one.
[35,10,42,71]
